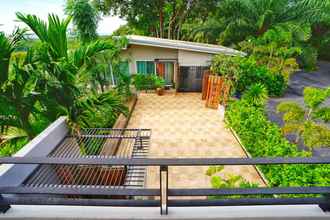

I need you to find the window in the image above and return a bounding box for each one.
[136,61,155,74]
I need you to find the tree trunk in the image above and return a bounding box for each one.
[159,0,164,38]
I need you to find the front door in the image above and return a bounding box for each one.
[156,62,174,85]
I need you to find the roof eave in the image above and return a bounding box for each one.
[128,39,245,56]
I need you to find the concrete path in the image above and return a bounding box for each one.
[127,92,264,189]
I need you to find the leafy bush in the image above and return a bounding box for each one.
[242,83,268,107]
[225,98,330,187]
[206,165,268,199]
[235,58,286,97]
[211,55,286,97]
[132,74,164,90]
[239,25,301,80]
[277,87,330,148]
[210,54,240,80]
[299,46,318,71]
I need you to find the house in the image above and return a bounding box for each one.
[120,35,244,92]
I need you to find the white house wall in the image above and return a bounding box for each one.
[178,50,213,66]
[121,44,178,74]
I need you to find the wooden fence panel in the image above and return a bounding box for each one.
[204,74,231,109]
[202,70,210,100]
[205,75,223,109]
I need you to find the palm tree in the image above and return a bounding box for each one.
[16,13,127,128]
[0,29,42,144]
[193,0,327,45]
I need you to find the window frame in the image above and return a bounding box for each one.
[135,60,156,75]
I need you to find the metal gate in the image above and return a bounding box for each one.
[178,66,209,92]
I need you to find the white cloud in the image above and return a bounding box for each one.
[98,16,127,35]
[0,0,126,35]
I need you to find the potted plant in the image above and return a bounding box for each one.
[154,76,165,96]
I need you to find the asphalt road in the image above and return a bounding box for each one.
[266,61,330,156]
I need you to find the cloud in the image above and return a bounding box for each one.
[0,0,126,35]
[98,16,127,35]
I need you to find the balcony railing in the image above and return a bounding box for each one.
[0,156,329,215]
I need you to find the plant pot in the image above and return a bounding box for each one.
[156,87,164,96]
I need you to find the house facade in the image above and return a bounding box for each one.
[120,35,244,92]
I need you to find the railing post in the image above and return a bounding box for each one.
[0,195,10,213]
[160,165,168,215]
[319,194,330,212]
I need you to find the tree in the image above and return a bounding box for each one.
[239,25,303,80]
[94,0,217,39]
[277,87,330,148]
[16,13,128,128]
[66,0,100,43]
[193,0,327,45]
[0,29,45,144]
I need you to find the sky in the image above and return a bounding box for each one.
[0,0,126,35]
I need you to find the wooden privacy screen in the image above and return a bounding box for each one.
[202,72,231,109]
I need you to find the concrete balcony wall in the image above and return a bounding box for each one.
[0,117,68,186]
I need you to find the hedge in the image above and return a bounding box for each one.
[225,99,330,187]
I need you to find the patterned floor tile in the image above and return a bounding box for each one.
[127,92,265,189]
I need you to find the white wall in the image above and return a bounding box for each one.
[178,50,213,66]
[121,45,178,74]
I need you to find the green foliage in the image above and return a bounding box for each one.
[299,46,318,71]
[210,54,240,81]
[206,165,224,176]
[242,84,268,107]
[206,165,263,199]
[210,55,286,97]
[0,12,129,156]
[239,26,302,80]
[193,0,326,45]
[132,74,164,91]
[225,97,330,187]
[95,0,218,39]
[154,76,165,88]
[235,58,286,96]
[66,0,100,43]
[15,13,126,129]
[277,87,330,148]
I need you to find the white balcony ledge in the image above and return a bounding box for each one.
[0,205,329,220]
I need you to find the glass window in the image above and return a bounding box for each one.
[136,61,155,74]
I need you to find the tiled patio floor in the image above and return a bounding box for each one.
[127,92,265,189]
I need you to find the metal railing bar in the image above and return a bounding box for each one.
[82,128,151,131]
[69,135,151,139]
[168,197,327,207]
[168,187,330,196]
[0,187,160,196]
[1,197,159,207]
[1,156,330,166]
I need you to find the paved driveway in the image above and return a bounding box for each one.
[127,92,264,188]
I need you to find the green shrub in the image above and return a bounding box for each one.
[132,74,164,90]
[210,55,286,97]
[242,83,268,107]
[299,46,318,71]
[225,98,330,188]
[235,58,286,97]
[210,54,240,80]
